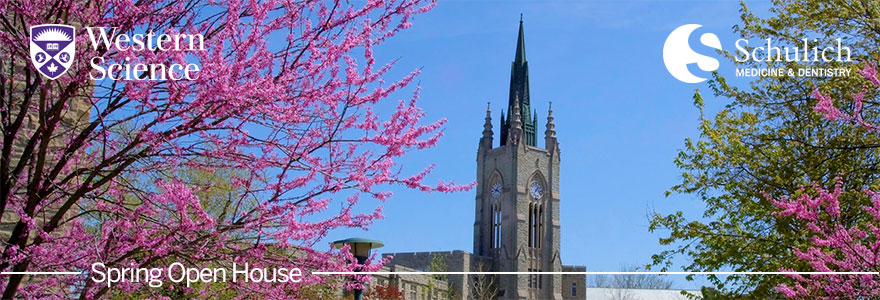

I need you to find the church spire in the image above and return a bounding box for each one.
[514,16,526,66]
[499,110,505,133]
[501,16,536,146]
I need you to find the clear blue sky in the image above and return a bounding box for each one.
[323,0,773,289]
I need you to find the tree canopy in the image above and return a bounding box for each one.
[650,0,880,297]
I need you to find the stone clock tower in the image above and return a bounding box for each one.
[380,17,584,300]
[473,18,563,300]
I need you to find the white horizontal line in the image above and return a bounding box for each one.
[0,272,83,275]
[4,271,877,276]
[313,271,880,275]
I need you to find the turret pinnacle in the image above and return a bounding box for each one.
[509,93,523,144]
[482,102,493,139]
[545,102,557,151]
[545,102,556,138]
[512,94,522,128]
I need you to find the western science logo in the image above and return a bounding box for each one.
[27,24,204,81]
[30,24,76,80]
[662,24,721,84]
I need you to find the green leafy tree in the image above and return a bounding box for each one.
[650,0,880,297]
[426,252,457,300]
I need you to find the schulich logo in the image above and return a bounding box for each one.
[28,24,204,81]
[662,24,721,84]
[663,24,854,83]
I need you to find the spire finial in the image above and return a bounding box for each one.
[514,16,526,65]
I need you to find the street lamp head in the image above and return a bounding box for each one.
[332,238,383,300]
[332,238,384,262]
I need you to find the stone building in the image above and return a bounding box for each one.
[0,22,91,242]
[370,263,452,300]
[373,19,587,300]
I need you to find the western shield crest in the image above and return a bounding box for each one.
[30,24,75,80]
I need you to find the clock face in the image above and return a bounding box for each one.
[491,182,502,199]
[529,182,543,199]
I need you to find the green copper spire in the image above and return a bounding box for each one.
[514,16,526,66]
[501,16,536,146]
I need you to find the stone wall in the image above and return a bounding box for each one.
[561,265,586,300]
[382,250,475,299]
[370,260,452,300]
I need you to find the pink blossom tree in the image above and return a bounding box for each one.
[0,0,468,298]
[770,63,880,298]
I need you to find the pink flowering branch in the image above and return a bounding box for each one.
[768,181,880,299]
[812,62,879,131]
[0,0,472,298]
[770,63,880,298]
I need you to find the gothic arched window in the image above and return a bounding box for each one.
[528,178,545,249]
[488,177,502,249]
[528,202,544,248]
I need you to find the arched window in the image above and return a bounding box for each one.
[491,203,502,248]
[528,178,545,249]
[528,203,544,248]
[488,177,502,249]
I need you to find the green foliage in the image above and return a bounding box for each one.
[650,0,880,297]
[173,164,255,224]
[426,253,458,300]
[693,89,705,111]
[427,252,448,281]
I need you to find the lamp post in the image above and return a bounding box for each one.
[333,238,384,300]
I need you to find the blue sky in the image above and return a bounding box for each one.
[323,0,773,289]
